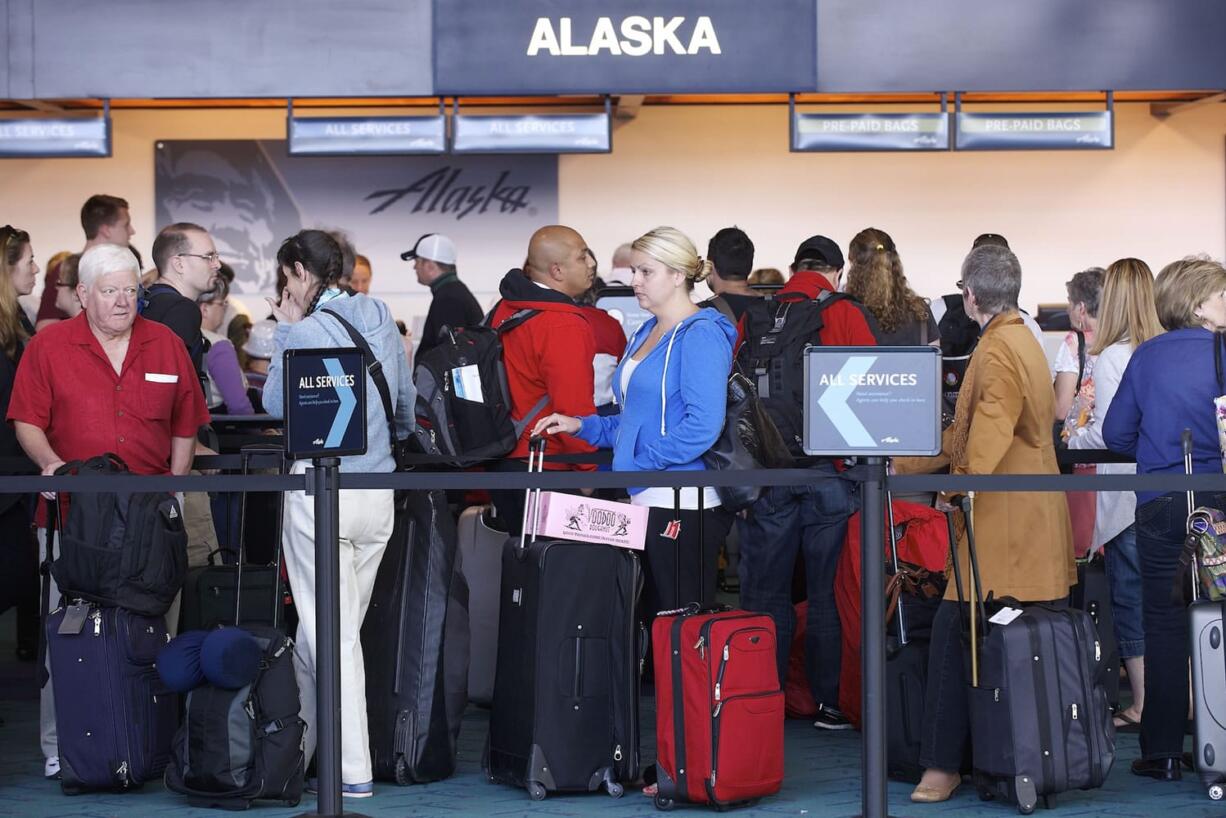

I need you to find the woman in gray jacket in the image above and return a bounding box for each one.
[264,229,415,798]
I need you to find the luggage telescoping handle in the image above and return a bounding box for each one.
[951,493,989,687]
[233,443,288,628]
[885,487,907,645]
[671,485,706,610]
[519,436,547,551]
[1183,428,1202,603]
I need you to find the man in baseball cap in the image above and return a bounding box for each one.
[401,233,482,358]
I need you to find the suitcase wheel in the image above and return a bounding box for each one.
[394,756,411,787]
[607,781,624,798]
[527,782,547,801]
[653,792,676,811]
[1209,784,1224,801]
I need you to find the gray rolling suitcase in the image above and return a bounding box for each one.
[1182,431,1226,801]
[457,504,504,706]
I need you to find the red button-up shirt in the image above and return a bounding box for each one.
[8,313,210,476]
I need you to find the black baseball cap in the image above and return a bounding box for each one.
[792,235,844,270]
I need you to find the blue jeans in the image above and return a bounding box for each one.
[1103,524,1144,659]
[1136,491,1226,759]
[737,473,857,707]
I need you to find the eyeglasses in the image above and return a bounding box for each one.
[956,280,964,290]
[177,252,221,263]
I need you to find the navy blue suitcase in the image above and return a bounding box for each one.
[48,601,178,793]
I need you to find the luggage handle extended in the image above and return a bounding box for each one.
[948,494,989,687]
[519,435,547,551]
[671,485,706,610]
[1183,429,1202,604]
[885,486,908,645]
[233,443,288,629]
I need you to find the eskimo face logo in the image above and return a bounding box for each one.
[527,16,722,57]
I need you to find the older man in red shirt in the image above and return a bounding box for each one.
[9,242,208,781]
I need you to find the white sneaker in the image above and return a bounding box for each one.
[44,756,60,779]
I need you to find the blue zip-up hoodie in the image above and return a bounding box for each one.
[264,292,416,473]
[1103,326,1222,504]
[577,308,736,494]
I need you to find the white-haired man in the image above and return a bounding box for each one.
[8,243,208,780]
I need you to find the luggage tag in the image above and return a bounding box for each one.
[988,606,1024,626]
[661,519,682,540]
[58,602,91,635]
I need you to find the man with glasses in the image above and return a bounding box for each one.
[147,222,224,397]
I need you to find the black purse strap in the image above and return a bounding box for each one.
[1215,331,1225,396]
[321,308,398,460]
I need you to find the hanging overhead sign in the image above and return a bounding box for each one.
[451,113,611,154]
[434,1,816,94]
[803,346,941,457]
[955,112,1114,151]
[288,115,446,156]
[0,116,111,158]
[792,113,949,152]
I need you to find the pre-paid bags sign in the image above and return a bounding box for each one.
[434,1,816,95]
[803,347,941,457]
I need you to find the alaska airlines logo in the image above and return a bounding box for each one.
[527,16,721,57]
[365,167,531,220]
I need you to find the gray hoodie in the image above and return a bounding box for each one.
[264,292,415,473]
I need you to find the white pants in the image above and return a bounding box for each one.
[281,462,393,785]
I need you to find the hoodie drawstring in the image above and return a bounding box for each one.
[659,324,681,436]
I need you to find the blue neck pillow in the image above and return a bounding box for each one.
[199,626,264,690]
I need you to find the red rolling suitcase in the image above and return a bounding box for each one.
[651,607,784,810]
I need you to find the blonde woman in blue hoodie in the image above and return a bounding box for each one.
[535,226,737,623]
[264,229,415,799]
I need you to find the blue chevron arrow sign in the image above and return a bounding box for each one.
[283,347,369,460]
[802,346,941,457]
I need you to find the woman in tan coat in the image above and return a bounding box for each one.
[900,243,1075,803]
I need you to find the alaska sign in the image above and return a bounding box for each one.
[526,16,721,56]
[435,1,815,95]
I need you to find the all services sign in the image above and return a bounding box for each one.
[803,347,941,457]
[434,1,816,95]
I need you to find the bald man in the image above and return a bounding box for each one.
[487,226,599,532]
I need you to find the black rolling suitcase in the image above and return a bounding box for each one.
[180,444,292,633]
[165,500,305,809]
[362,486,469,785]
[485,437,640,801]
[1071,553,1120,710]
[958,495,1115,814]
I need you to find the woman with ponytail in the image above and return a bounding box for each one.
[263,229,415,798]
[845,227,938,346]
[534,226,737,632]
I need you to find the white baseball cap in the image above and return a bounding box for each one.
[243,319,277,360]
[400,233,457,265]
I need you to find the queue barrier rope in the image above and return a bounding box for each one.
[6,466,1226,495]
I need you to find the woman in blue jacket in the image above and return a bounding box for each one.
[1103,255,1226,782]
[535,226,736,619]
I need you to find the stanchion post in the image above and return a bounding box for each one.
[859,456,892,818]
[297,456,368,818]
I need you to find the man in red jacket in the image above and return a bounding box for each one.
[738,235,879,732]
[488,225,598,532]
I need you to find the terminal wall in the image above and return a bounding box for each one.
[4,102,1224,330]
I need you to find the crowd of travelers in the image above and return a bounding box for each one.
[1,191,1224,804]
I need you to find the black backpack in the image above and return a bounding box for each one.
[736,290,851,458]
[412,309,541,461]
[164,625,305,809]
[140,283,211,397]
[50,453,187,617]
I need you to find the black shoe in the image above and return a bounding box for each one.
[813,704,852,731]
[1130,757,1181,781]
